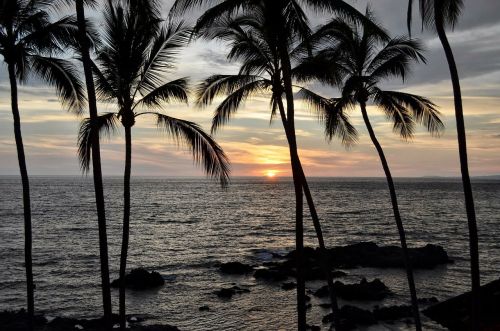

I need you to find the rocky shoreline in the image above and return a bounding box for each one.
[1,310,179,331]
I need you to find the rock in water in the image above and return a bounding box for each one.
[423,278,500,330]
[323,305,376,327]
[374,305,413,321]
[281,282,296,290]
[111,268,165,290]
[333,278,390,301]
[219,262,253,275]
[214,286,250,299]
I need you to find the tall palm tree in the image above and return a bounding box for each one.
[171,2,385,329]
[0,1,84,327]
[191,5,362,329]
[297,17,444,330]
[77,1,230,330]
[408,1,480,328]
[72,0,113,329]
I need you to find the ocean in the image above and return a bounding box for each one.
[0,177,499,330]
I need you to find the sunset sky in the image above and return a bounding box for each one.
[0,0,499,178]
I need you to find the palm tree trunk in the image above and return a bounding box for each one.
[119,126,133,331]
[75,2,113,329]
[435,11,480,330]
[289,133,307,331]
[276,97,341,328]
[8,62,35,331]
[279,47,307,331]
[298,166,342,328]
[359,102,422,331]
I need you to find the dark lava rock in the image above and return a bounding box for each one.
[198,305,210,312]
[313,285,331,298]
[214,286,250,299]
[219,262,253,275]
[0,310,47,330]
[281,282,296,290]
[253,268,288,281]
[0,311,174,331]
[334,278,390,301]
[318,303,332,309]
[132,326,180,331]
[323,305,376,328]
[285,242,451,271]
[306,324,320,331]
[111,268,165,290]
[423,278,500,331]
[417,296,439,305]
[374,305,413,321]
[341,305,377,325]
[329,242,452,269]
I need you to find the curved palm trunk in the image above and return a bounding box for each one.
[8,63,35,331]
[435,11,480,330]
[119,126,132,331]
[289,132,307,331]
[359,102,422,331]
[75,2,113,329]
[298,166,342,328]
[279,49,307,331]
[277,98,341,328]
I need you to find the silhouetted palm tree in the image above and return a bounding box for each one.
[0,1,84,327]
[408,1,480,328]
[171,2,383,329]
[77,1,230,330]
[191,4,365,329]
[297,16,444,331]
[71,0,114,329]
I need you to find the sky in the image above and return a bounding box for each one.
[0,0,499,178]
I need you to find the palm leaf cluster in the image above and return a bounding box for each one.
[0,0,85,113]
[76,0,230,185]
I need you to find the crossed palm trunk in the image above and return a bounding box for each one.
[359,101,422,331]
[279,47,341,330]
[7,63,35,331]
[276,97,342,328]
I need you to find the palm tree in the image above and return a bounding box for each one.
[0,1,85,327]
[72,0,113,329]
[297,16,444,330]
[77,1,230,330]
[191,5,362,329]
[408,1,480,328]
[170,2,384,329]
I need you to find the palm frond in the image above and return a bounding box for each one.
[29,55,86,114]
[77,113,119,172]
[135,22,191,96]
[292,50,346,85]
[367,37,426,81]
[407,0,464,32]
[372,89,416,139]
[196,74,263,107]
[156,114,230,187]
[134,78,189,110]
[297,88,358,147]
[211,78,269,133]
[374,89,444,136]
[304,0,389,41]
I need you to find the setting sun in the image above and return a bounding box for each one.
[265,170,278,178]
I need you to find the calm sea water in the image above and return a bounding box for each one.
[0,177,499,330]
